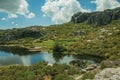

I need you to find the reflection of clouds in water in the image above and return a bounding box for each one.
[0,51,31,66]
[59,55,75,64]
[42,53,56,64]
[0,56,23,65]
[0,51,77,66]
[21,56,31,66]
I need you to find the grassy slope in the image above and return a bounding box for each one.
[1,20,120,59]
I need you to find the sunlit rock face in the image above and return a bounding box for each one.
[71,7,120,26]
[93,68,120,80]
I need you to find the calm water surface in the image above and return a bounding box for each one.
[0,47,99,66]
[0,51,79,66]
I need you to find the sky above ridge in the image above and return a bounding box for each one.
[0,0,120,29]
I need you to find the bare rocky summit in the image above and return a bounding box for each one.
[71,7,120,26]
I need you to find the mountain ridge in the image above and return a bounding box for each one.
[71,7,120,26]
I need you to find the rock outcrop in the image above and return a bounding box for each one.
[93,68,120,80]
[71,7,120,26]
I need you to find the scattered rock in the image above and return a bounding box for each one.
[85,64,97,71]
[100,28,108,33]
[86,40,92,43]
[81,69,87,73]
[85,66,95,71]
[47,63,53,66]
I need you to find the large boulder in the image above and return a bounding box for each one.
[93,68,120,80]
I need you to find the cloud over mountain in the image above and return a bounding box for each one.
[41,0,90,24]
[91,0,120,11]
[0,0,35,19]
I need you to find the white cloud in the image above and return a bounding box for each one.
[26,12,35,19]
[41,0,90,24]
[0,0,35,19]
[1,17,6,21]
[8,14,18,18]
[91,0,120,11]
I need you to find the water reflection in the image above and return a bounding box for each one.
[0,51,31,66]
[0,46,101,66]
[59,55,75,64]
[21,56,31,66]
[30,52,56,64]
[0,55,23,65]
[0,51,77,66]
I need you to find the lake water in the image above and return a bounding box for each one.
[0,51,78,66]
[0,47,99,66]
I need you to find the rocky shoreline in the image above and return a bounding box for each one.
[0,45,41,53]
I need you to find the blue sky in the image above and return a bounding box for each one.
[0,0,120,29]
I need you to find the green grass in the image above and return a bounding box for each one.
[80,71,96,80]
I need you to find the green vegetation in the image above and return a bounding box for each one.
[0,62,81,80]
[100,59,120,69]
[80,71,96,80]
[0,20,120,59]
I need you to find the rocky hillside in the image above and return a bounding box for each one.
[71,7,120,26]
